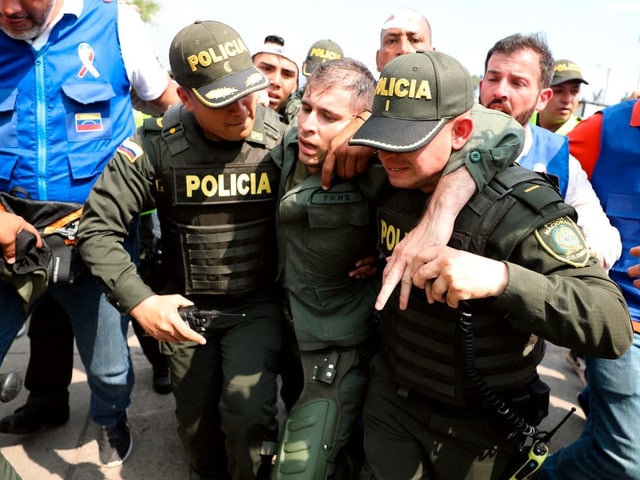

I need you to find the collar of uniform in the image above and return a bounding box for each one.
[631,99,640,127]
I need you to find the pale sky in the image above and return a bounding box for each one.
[146,0,640,105]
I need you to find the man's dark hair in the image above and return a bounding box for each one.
[484,33,554,88]
[304,58,376,113]
[264,34,285,46]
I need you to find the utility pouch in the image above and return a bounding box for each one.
[0,189,85,303]
[312,350,340,385]
[508,377,550,427]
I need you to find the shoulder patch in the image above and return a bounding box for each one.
[534,216,589,267]
[117,139,143,163]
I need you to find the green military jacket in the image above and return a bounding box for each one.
[272,121,386,350]
[378,106,632,375]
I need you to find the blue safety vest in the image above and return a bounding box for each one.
[0,0,134,202]
[519,125,569,198]
[592,101,640,321]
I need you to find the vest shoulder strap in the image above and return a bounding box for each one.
[158,106,190,156]
[249,105,285,149]
[452,165,571,258]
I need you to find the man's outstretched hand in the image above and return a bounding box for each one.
[375,168,477,311]
[130,294,206,345]
[629,246,640,290]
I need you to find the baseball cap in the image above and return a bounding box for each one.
[350,51,474,152]
[551,59,589,86]
[302,39,343,77]
[252,35,298,68]
[169,21,269,108]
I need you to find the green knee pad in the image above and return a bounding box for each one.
[272,398,338,480]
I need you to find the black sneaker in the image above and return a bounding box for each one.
[0,402,69,434]
[98,415,132,467]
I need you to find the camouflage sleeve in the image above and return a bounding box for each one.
[77,137,158,313]
[442,105,524,191]
[441,148,501,192]
[494,217,632,359]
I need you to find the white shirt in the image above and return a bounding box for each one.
[519,125,622,270]
[30,0,170,102]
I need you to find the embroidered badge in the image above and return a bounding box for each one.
[77,43,100,79]
[75,113,103,132]
[534,216,589,267]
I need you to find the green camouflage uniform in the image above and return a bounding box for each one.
[270,121,385,478]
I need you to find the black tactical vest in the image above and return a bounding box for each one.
[141,104,284,295]
[377,165,575,407]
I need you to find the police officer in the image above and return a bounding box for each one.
[348,51,633,479]
[77,21,286,480]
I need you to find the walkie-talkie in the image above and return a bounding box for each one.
[178,306,246,333]
[508,407,576,479]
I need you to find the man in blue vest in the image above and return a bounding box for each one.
[477,33,620,271]
[0,0,177,468]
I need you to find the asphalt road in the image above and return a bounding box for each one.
[0,326,587,479]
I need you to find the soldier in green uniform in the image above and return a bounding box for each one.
[348,51,633,479]
[270,58,384,479]
[77,21,287,480]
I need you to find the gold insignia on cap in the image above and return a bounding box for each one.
[534,216,589,267]
[205,87,238,100]
[246,72,266,87]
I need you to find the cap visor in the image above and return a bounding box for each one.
[551,77,589,86]
[350,116,447,153]
[192,66,269,108]
[302,62,317,77]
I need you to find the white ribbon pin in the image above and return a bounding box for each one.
[77,43,100,78]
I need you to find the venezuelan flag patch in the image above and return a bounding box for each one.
[117,139,143,163]
[75,113,103,132]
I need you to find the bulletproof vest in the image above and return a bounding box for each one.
[377,165,574,407]
[141,104,284,295]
